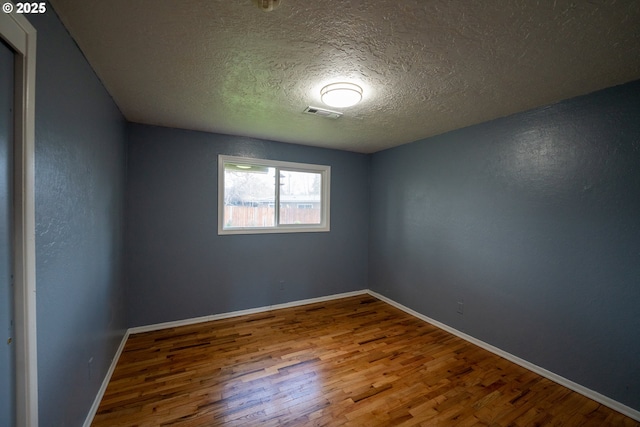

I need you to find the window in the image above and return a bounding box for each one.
[218,155,330,234]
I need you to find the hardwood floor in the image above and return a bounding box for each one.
[92,295,638,426]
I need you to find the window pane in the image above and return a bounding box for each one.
[279,170,322,225]
[218,155,330,235]
[223,164,276,228]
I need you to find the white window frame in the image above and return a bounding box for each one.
[218,155,331,235]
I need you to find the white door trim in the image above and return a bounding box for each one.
[0,6,38,427]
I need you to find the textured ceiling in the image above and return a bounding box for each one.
[50,0,640,153]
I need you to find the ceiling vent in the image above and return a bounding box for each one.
[303,106,342,119]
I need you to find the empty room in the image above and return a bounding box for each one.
[1,0,639,426]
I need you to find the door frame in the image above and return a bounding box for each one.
[0,6,38,427]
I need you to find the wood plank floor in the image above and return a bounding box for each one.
[92,295,639,426]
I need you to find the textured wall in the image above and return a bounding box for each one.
[369,80,640,410]
[125,124,369,327]
[28,8,127,426]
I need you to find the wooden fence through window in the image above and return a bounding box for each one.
[224,205,321,227]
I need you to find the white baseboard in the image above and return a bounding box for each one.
[83,289,640,424]
[129,289,369,334]
[366,289,640,422]
[83,330,130,427]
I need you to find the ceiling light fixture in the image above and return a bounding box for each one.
[252,0,281,12]
[320,82,363,108]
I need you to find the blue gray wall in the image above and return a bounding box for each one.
[369,80,640,410]
[125,124,369,327]
[28,7,127,426]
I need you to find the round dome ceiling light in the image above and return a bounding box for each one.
[320,82,363,108]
